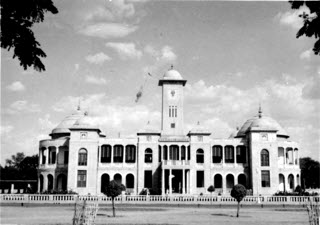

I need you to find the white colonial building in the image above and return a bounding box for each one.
[38,68,300,196]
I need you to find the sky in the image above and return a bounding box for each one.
[1,0,319,166]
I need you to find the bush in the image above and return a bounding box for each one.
[231,184,247,218]
[207,185,215,194]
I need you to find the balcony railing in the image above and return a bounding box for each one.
[162,160,190,166]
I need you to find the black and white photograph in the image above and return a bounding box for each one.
[1,0,319,224]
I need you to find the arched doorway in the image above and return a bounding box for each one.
[114,173,122,185]
[39,174,44,193]
[226,174,234,189]
[126,174,134,189]
[214,174,223,189]
[47,174,53,191]
[279,174,285,192]
[56,174,67,191]
[101,174,110,193]
[238,174,246,187]
[288,174,294,191]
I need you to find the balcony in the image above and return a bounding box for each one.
[162,160,190,166]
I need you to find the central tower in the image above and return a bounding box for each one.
[158,66,187,137]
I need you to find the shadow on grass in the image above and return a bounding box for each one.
[211,213,251,218]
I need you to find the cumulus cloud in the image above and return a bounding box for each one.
[38,114,56,131]
[85,75,108,85]
[106,42,142,59]
[78,23,137,39]
[84,0,135,22]
[6,81,25,92]
[276,6,309,29]
[52,94,160,137]
[161,46,177,61]
[300,49,312,60]
[85,52,111,64]
[4,100,41,114]
[302,74,320,99]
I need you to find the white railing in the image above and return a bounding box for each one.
[0,194,319,205]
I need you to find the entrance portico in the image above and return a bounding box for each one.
[162,168,190,195]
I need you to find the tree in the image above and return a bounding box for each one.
[5,152,25,168]
[289,1,320,55]
[207,185,215,204]
[1,0,58,72]
[103,180,123,217]
[300,157,320,189]
[230,184,247,218]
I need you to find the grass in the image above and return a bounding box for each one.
[0,203,310,225]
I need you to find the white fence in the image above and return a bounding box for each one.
[0,194,319,205]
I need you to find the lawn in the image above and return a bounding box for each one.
[0,203,309,225]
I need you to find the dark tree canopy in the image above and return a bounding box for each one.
[300,157,320,189]
[231,184,247,218]
[207,185,215,193]
[231,184,247,203]
[104,180,123,198]
[289,0,320,55]
[5,152,25,168]
[1,0,58,71]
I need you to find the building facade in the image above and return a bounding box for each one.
[38,68,300,196]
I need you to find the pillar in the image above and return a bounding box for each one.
[222,174,227,195]
[39,148,43,165]
[182,169,185,194]
[46,148,49,165]
[111,145,114,163]
[234,146,236,166]
[169,169,172,194]
[10,183,14,194]
[56,146,59,165]
[222,146,225,165]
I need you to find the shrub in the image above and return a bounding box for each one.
[231,184,247,217]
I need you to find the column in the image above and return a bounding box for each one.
[234,146,236,166]
[46,148,49,165]
[292,149,295,166]
[44,175,48,191]
[222,174,227,195]
[38,177,41,193]
[222,146,225,165]
[111,145,114,163]
[179,146,181,161]
[39,149,43,165]
[182,169,185,194]
[56,146,59,165]
[169,169,172,194]
[123,146,126,165]
[162,169,165,195]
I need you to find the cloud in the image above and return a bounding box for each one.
[78,23,137,39]
[142,45,178,74]
[84,0,135,22]
[4,100,41,114]
[85,75,108,85]
[300,49,312,60]
[38,114,56,131]
[276,6,310,29]
[52,94,160,137]
[6,81,26,92]
[85,52,111,64]
[0,125,14,136]
[302,74,320,99]
[106,42,142,59]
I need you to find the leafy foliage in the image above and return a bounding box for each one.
[103,180,123,217]
[5,152,25,168]
[289,0,320,55]
[1,0,58,71]
[207,185,215,193]
[231,184,247,218]
[300,157,320,188]
[231,184,247,202]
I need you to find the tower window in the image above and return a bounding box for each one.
[171,123,175,128]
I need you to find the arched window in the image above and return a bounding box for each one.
[125,145,136,163]
[236,146,246,163]
[101,145,111,163]
[261,149,269,166]
[163,145,168,160]
[169,145,179,160]
[181,145,186,160]
[39,174,44,193]
[145,148,153,163]
[212,146,222,163]
[40,147,46,164]
[78,148,87,166]
[225,146,234,163]
[196,149,204,163]
[286,147,293,164]
[113,145,124,163]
